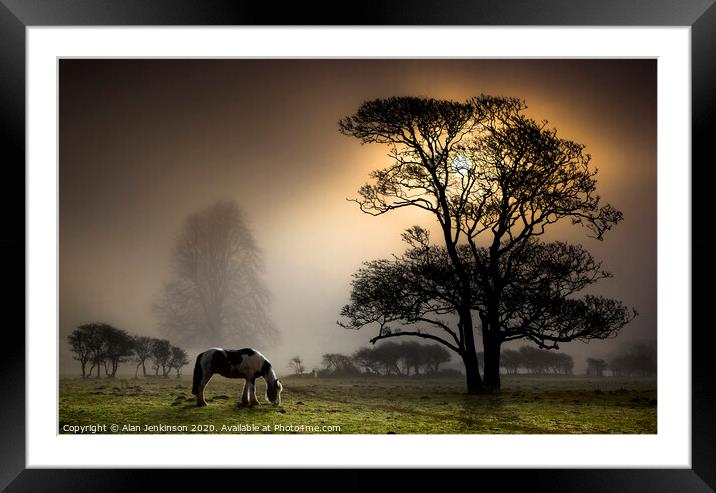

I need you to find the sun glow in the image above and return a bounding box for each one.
[453,155,473,175]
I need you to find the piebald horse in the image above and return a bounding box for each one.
[192,347,283,407]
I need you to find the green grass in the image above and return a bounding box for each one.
[59,374,656,434]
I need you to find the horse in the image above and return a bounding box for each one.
[191,347,283,407]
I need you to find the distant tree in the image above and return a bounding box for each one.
[339,96,633,392]
[321,353,340,372]
[151,338,172,377]
[80,323,109,377]
[71,323,135,378]
[352,347,380,374]
[372,342,404,375]
[609,354,627,376]
[515,346,573,375]
[631,342,657,376]
[553,353,575,375]
[169,346,190,378]
[400,341,424,376]
[321,353,359,376]
[133,336,154,378]
[288,356,305,375]
[78,322,119,377]
[99,326,135,378]
[500,349,521,375]
[586,357,608,377]
[67,326,95,378]
[154,201,278,349]
[351,342,450,376]
[608,341,656,376]
[423,344,451,373]
[519,346,545,374]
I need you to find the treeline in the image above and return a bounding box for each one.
[320,341,454,377]
[500,346,574,375]
[586,342,656,377]
[67,322,190,378]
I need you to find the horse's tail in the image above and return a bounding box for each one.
[191,353,204,395]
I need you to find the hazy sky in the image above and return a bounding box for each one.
[59,59,656,375]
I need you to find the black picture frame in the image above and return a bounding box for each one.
[1,1,713,491]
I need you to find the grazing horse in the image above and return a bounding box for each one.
[192,347,283,407]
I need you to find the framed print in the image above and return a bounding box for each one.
[2,0,714,491]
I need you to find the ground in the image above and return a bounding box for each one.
[59,374,656,434]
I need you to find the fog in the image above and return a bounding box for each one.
[59,59,656,376]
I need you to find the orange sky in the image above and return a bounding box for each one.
[59,59,656,374]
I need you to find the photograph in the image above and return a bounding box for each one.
[58,58,657,435]
[2,0,710,485]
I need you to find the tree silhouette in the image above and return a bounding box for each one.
[154,200,278,349]
[352,347,380,374]
[132,336,153,378]
[101,326,135,378]
[500,349,521,375]
[79,323,122,377]
[351,342,450,376]
[586,357,608,377]
[69,323,137,378]
[169,345,190,378]
[320,353,359,376]
[608,341,656,376]
[68,325,191,378]
[81,323,109,377]
[288,356,305,375]
[150,338,172,377]
[517,346,574,375]
[371,342,404,375]
[67,326,95,378]
[552,353,575,375]
[400,341,426,375]
[339,96,634,392]
[423,343,451,373]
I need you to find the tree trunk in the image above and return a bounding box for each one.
[142,361,147,376]
[80,361,87,378]
[482,334,501,391]
[459,308,483,394]
[462,350,482,394]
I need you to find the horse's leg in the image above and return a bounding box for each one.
[241,379,251,407]
[196,373,212,407]
[249,378,260,406]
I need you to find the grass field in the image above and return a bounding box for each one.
[59,374,656,434]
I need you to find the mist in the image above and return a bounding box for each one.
[59,59,656,377]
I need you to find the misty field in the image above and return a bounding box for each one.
[59,375,656,434]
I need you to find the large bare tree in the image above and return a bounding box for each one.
[154,201,278,350]
[339,96,633,392]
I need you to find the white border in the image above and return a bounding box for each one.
[27,27,691,468]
